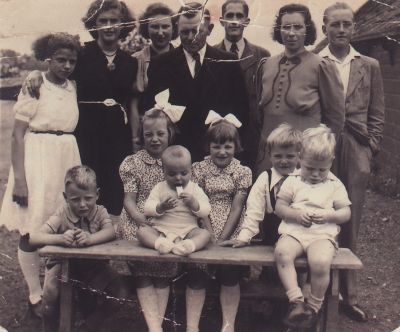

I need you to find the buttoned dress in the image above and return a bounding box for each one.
[118,150,178,277]
[192,158,252,240]
[255,50,344,175]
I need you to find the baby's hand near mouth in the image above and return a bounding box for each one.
[176,186,184,196]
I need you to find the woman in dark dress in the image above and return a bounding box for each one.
[129,3,178,151]
[26,0,138,215]
[76,0,137,215]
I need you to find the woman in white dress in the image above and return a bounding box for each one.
[0,33,81,317]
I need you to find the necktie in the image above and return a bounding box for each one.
[270,175,288,209]
[274,176,288,196]
[230,42,239,58]
[79,217,90,232]
[191,52,201,77]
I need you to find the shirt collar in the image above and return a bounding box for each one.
[292,168,337,183]
[137,149,163,166]
[183,43,207,64]
[320,44,360,65]
[205,156,240,176]
[42,72,74,92]
[270,167,287,189]
[64,203,98,224]
[223,38,245,57]
[279,49,308,65]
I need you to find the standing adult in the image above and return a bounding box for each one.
[130,3,178,150]
[25,0,138,216]
[255,3,344,176]
[320,2,384,322]
[215,0,270,168]
[145,2,249,162]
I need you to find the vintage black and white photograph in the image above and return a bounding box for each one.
[0,0,399,331]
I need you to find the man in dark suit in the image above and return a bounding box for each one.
[145,2,249,162]
[320,2,385,322]
[214,0,270,168]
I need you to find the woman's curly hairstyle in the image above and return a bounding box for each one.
[32,33,81,61]
[272,3,317,46]
[82,0,135,40]
[139,3,178,41]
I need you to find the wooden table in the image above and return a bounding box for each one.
[39,240,363,332]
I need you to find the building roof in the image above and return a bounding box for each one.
[352,0,400,42]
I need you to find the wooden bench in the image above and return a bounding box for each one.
[39,239,363,332]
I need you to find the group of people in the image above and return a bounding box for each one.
[0,0,384,331]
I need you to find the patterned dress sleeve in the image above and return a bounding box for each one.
[13,89,39,122]
[119,155,141,193]
[191,162,205,189]
[234,165,252,194]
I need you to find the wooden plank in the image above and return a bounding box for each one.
[325,270,340,332]
[39,240,363,270]
[59,259,72,332]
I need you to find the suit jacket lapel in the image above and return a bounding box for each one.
[240,40,258,71]
[346,58,366,99]
[215,40,226,51]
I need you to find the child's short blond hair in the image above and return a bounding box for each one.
[301,124,336,160]
[65,165,97,190]
[161,145,192,166]
[267,123,302,154]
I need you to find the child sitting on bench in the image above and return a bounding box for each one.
[30,165,126,332]
[137,145,211,256]
[274,125,351,329]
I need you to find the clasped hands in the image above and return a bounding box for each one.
[157,193,199,214]
[295,209,331,227]
[61,228,92,247]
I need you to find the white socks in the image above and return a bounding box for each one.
[136,286,163,332]
[220,284,240,332]
[287,287,304,303]
[186,287,206,332]
[155,286,170,325]
[154,236,175,254]
[18,248,42,304]
[155,237,196,256]
[307,293,324,313]
[172,239,196,256]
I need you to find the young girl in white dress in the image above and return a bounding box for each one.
[0,33,81,317]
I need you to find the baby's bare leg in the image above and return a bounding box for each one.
[137,225,162,249]
[186,228,211,251]
[275,236,304,300]
[172,228,211,256]
[137,226,175,254]
[306,239,336,312]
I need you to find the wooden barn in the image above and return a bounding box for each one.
[351,0,400,194]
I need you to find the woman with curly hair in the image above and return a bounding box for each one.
[0,33,81,318]
[25,0,138,216]
[255,3,345,176]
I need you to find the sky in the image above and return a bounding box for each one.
[0,0,366,56]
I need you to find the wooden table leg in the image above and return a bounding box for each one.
[325,269,339,332]
[59,259,72,332]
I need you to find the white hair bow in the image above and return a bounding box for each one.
[204,110,242,128]
[152,89,185,123]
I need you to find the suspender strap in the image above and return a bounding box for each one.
[266,169,276,210]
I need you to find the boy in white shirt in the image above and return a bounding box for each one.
[221,123,301,247]
[275,125,351,328]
